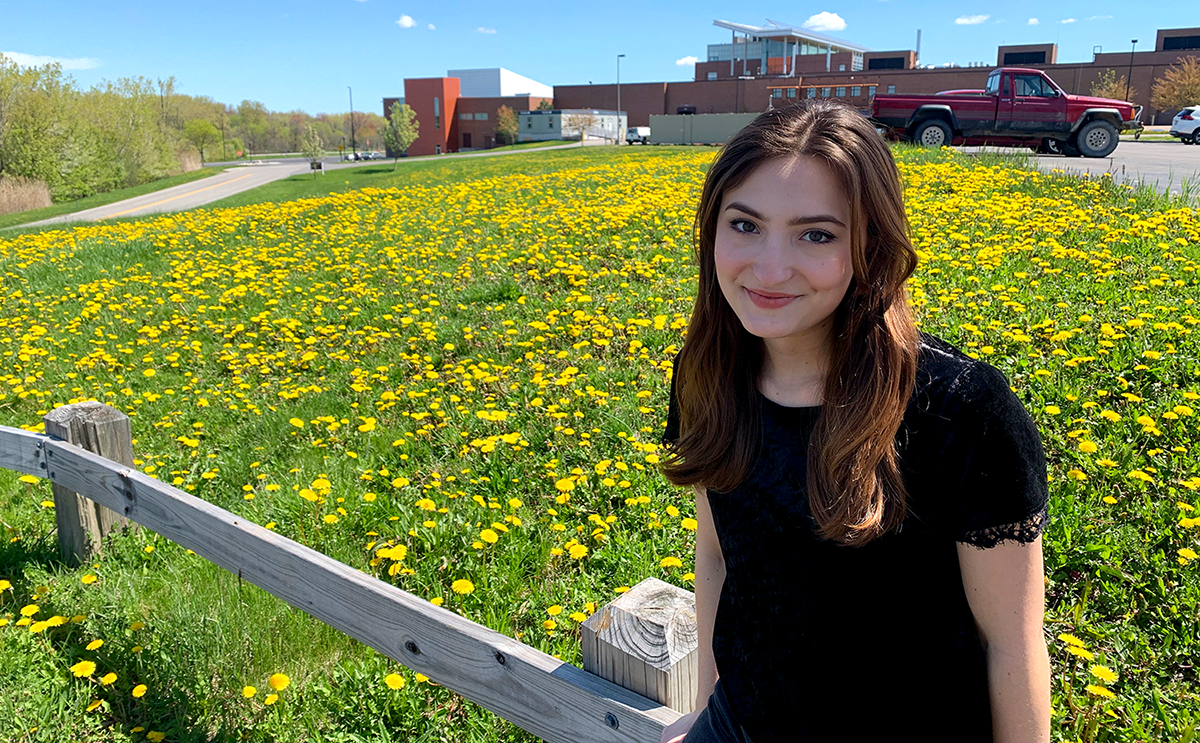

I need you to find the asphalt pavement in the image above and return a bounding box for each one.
[965,138,1200,201]
[18,141,587,228]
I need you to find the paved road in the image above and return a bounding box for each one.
[18,142,588,228]
[965,139,1200,201]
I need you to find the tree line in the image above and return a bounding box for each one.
[0,54,386,202]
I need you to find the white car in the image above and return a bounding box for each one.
[1170,107,1200,144]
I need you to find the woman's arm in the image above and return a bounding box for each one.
[957,535,1051,743]
[661,484,726,743]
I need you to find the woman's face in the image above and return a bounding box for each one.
[714,155,854,353]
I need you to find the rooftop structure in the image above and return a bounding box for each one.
[709,18,872,76]
[445,68,553,98]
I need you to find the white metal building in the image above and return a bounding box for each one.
[518,109,628,142]
[446,68,554,98]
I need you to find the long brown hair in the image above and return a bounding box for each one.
[659,99,919,548]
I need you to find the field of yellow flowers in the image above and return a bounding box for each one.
[0,145,1197,742]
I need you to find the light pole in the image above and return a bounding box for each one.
[1125,39,1137,102]
[617,54,625,144]
[348,86,357,158]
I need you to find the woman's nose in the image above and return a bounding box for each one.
[752,238,792,287]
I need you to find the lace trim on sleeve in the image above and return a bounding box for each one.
[957,501,1049,549]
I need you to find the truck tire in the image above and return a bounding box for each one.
[1059,139,1083,157]
[1074,120,1119,158]
[913,119,952,148]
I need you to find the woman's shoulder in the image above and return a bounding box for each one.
[913,331,1023,421]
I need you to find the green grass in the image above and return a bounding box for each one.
[0,144,1197,741]
[0,168,227,230]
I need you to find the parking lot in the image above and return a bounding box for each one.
[965,139,1200,201]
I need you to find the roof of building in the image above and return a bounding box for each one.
[713,19,872,54]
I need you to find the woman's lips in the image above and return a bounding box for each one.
[746,288,800,309]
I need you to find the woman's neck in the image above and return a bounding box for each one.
[759,328,833,407]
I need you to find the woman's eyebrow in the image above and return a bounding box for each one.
[723,201,846,228]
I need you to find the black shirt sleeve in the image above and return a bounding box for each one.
[661,351,681,448]
[943,362,1050,549]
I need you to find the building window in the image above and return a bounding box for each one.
[707,71,718,81]
[836,87,846,97]
[434,97,440,129]
[822,87,831,97]
[459,113,472,121]
[851,86,861,97]
[807,88,817,98]
[887,85,896,94]
[838,64,846,71]
[786,88,797,98]
[772,89,783,98]
[869,57,905,70]
[474,112,488,120]
[868,85,876,99]
[548,118,554,128]
[527,121,532,128]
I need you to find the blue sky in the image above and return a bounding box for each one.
[2,1,1190,115]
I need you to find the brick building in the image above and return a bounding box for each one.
[555,21,1200,127]
[384,69,552,155]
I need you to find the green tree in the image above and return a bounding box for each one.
[1151,56,1200,114]
[183,119,220,163]
[496,105,518,146]
[301,124,324,179]
[1090,69,1136,103]
[536,98,553,111]
[382,101,419,171]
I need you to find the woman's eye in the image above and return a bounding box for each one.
[803,230,835,244]
[729,219,757,234]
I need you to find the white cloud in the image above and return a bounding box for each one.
[395,15,416,28]
[427,23,435,30]
[1028,17,1039,25]
[675,55,698,66]
[954,14,990,25]
[1061,18,1076,24]
[1087,14,1112,20]
[1,51,100,70]
[802,12,846,32]
[477,26,496,34]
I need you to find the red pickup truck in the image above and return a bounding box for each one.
[871,67,1143,157]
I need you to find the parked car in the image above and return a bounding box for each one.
[342,152,359,161]
[625,127,651,144]
[1170,107,1200,144]
[872,67,1143,157]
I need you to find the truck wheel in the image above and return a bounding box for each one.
[913,119,952,148]
[1059,139,1083,157]
[1037,138,1064,155]
[1074,120,1119,158]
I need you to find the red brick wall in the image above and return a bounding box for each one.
[454,96,552,149]
[401,78,460,156]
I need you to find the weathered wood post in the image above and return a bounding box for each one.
[43,402,135,565]
[580,577,699,714]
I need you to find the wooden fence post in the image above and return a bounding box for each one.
[580,577,699,714]
[43,402,135,565]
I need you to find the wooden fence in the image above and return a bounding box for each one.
[2,402,700,743]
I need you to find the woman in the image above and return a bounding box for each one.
[658,100,1052,743]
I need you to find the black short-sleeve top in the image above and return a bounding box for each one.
[661,332,1049,743]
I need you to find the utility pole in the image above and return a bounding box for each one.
[1124,40,1137,101]
[617,53,625,144]
[348,86,357,157]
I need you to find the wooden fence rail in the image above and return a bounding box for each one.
[0,401,696,743]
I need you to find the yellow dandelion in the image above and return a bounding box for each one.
[242,685,257,698]
[542,620,557,630]
[20,604,39,617]
[147,732,166,742]
[555,478,575,492]
[100,672,117,685]
[1086,684,1116,699]
[1090,666,1118,684]
[1078,441,1098,454]
[660,556,683,569]
[385,673,406,690]
[1066,645,1095,661]
[264,694,278,705]
[569,544,589,559]
[70,660,96,677]
[451,579,475,595]
[86,639,104,651]
[546,605,562,616]
[81,574,98,585]
[132,684,147,698]
[86,699,103,712]
[480,529,499,544]
[268,673,290,691]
